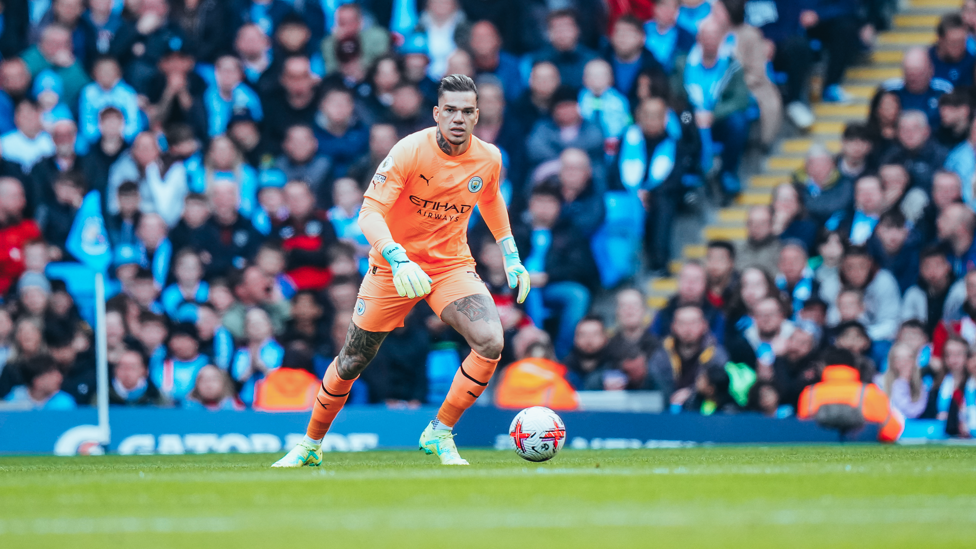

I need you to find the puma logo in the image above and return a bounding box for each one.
[419,174,432,186]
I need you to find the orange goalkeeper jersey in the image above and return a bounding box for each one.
[360,127,512,273]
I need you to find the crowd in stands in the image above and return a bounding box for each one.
[0,0,971,436]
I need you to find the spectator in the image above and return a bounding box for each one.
[347,123,398,189]
[880,110,947,193]
[794,145,851,226]
[144,35,208,141]
[201,179,264,276]
[173,0,230,65]
[516,183,598,359]
[935,89,971,149]
[648,304,728,406]
[877,341,929,419]
[551,148,605,238]
[901,246,958,335]
[150,321,209,405]
[644,0,695,75]
[468,22,521,102]
[398,33,439,105]
[78,56,140,145]
[36,172,84,255]
[160,249,209,321]
[194,302,234,371]
[883,47,952,131]
[526,85,604,170]
[415,0,469,80]
[747,380,786,417]
[821,246,902,353]
[45,322,95,405]
[674,17,751,197]
[879,162,929,230]
[81,107,128,201]
[712,0,781,147]
[183,364,242,410]
[752,0,817,130]
[682,363,738,415]
[108,132,188,227]
[736,206,781,273]
[705,240,736,309]
[529,9,598,89]
[945,118,976,208]
[361,55,402,122]
[565,315,612,388]
[919,170,961,244]
[936,270,976,350]
[511,61,561,138]
[870,209,920,295]
[313,87,369,179]
[107,348,163,406]
[262,56,319,148]
[274,180,337,292]
[924,335,969,435]
[387,82,429,137]
[166,193,209,255]
[727,294,793,374]
[771,319,821,409]
[3,354,76,410]
[321,3,389,77]
[272,124,331,206]
[607,288,659,357]
[30,116,82,207]
[930,13,974,89]
[192,135,259,218]
[204,55,263,137]
[470,77,524,187]
[105,180,143,247]
[0,309,18,399]
[19,24,90,110]
[281,291,329,354]
[579,58,632,153]
[833,175,885,246]
[651,261,725,343]
[937,203,976,277]
[776,240,815,317]
[831,320,878,380]
[1,99,55,173]
[232,307,284,406]
[223,266,291,339]
[866,88,901,153]
[837,123,875,184]
[0,178,42,295]
[770,183,818,252]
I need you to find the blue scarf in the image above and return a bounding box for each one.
[617,125,676,192]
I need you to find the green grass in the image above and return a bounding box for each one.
[2,446,976,548]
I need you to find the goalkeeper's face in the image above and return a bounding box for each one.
[434,91,479,145]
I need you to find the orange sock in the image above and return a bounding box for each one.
[306,360,357,441]
[436,350,499,427]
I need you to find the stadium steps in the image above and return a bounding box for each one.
[644,0,958,310]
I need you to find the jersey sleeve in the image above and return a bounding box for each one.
[476,147,512,242]
[359,139,416,253]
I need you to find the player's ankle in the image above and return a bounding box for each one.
[431,418,453,432]
[302,435,324,448]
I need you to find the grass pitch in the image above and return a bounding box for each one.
[1,446,975,548]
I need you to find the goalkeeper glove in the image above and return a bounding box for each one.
[381,243,432,299]
[498,236,530,304]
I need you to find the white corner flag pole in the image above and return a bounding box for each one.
[95,271,110,448]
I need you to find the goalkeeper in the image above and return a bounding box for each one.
[274,75,529,467]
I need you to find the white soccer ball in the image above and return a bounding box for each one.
[509,406,566,462]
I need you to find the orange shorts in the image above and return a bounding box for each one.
[352,263,491,332]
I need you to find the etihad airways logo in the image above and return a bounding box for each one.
[409,195,473,222]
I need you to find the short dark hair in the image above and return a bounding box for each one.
[842,122,873,142]
[844,244,872,260]
[22,355,61,385]
[822,346,857,368]
[707,239,736,260]
[438,74,478,101]
[938,12,966,38]
[833,321,869,342]
[531,181,563,201]
[118,181,139,195]
[939,88,970,108]
[578,314,605,328]
[719,0,746,25]
[877,208,906,228]
[614,14,645,33]
[898,319,927,335]
[547,8,578,25]
[920,244,949,263]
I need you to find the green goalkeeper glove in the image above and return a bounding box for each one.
[381,243,432,299]
[498,236,530,304]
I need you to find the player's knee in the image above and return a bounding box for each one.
[336,351,373,379]
[470,328,504,360]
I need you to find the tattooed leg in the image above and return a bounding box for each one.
[336,323,389,380]
[441,294,504,359]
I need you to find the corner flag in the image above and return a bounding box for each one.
[66,191,112,273]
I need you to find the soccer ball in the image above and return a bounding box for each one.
[509,406,566,462]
